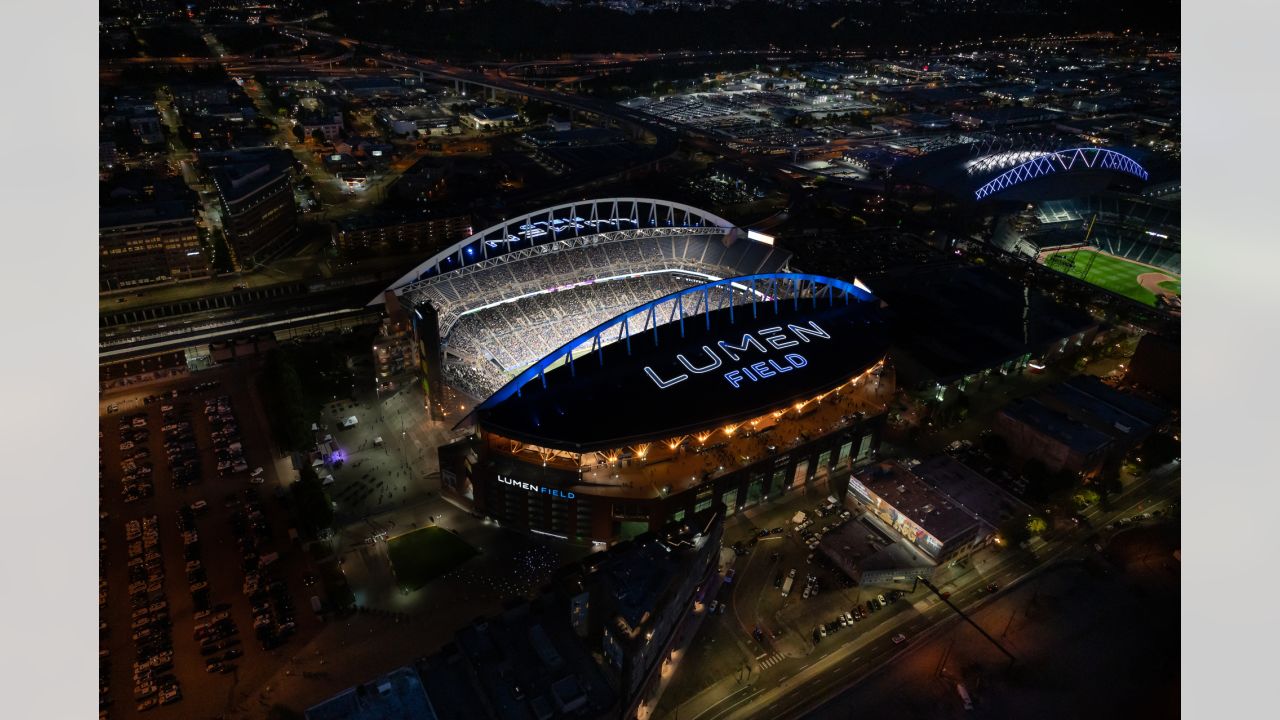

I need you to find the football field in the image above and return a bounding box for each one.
[1043,248,1181,307]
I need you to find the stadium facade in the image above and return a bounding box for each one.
[380,198,894,545]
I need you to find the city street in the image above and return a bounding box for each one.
[803,521,1180,719]
[651,462,1180,720]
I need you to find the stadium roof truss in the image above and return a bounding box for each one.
[476,273,877,410]
[407,225,728,289]
[973,147,1149,201]
[377,198,735,302]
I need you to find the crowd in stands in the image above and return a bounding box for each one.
[443,273,714,399]
[1026,195,1181,273]
[404,231,789,401]
[404,232,787,333]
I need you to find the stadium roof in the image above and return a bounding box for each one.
[378,197,736,302]
[892,140,1150,203]
[473,274,888,452]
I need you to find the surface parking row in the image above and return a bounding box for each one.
[122,514,182,714]
[222,487,299,651]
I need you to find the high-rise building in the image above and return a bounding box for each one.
[207,150,298,270]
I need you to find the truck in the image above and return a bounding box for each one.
[781,575,795,597]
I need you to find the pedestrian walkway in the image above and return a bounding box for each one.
[758,653,784,670]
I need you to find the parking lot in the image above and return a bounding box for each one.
[100,370,326,719]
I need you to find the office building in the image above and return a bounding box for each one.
[207,149,298,269]
[100,201,207,292]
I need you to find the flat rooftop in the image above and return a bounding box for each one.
[455,598,616,720]
[874,265,1096,384]
[1000,398,1114,456]
[590,535,685,630]
[305,666,438,720]
[818,512,936,573]
[911,455,1031,528]
[100,200,194,229]
[854,461,982,544]
[205,148,294,205]
[1053,375,1168,431]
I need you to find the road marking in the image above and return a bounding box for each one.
[706,688,764,720]
[758,654,783,669]
[687,685,754,720]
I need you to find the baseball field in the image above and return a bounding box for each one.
[1043,248,1181,307]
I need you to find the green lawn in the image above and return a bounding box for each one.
[386,526,477,591]
[1044,249,1180,307]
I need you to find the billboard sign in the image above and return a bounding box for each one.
[497,474,576,500]
[643,321,833,392]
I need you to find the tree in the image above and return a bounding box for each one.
[1095,465,1123,508]
[209,230,234,274]
[998,516,1030,546]
[1043,468,1076,498]
[291,124,306,143]
[311,128,326,144]
[292,465,335,538]
[1134,432,1180,471]
[1026,516,1048,536]
[259,350,314,452]
[1072,488,1101,509]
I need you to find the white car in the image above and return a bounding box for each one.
[892,633,907,644]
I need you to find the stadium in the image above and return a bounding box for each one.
[892,137,1153,204]
[894,137,1179,311]
[378,198,894,544]
[996,193,1182,310]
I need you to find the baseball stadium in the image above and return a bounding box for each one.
[1002,194,1181,310]
[378,198,894,544]
[894,137,1178,310]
